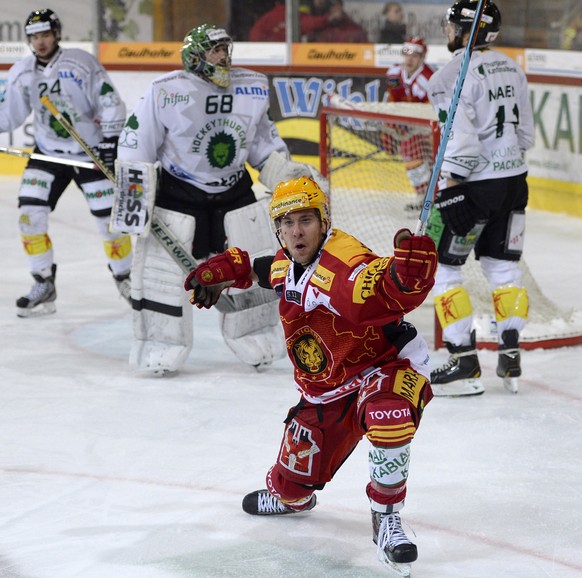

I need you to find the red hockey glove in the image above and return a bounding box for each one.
[184,247,252,292]
[391,228,437,293]
[187,282,225,309]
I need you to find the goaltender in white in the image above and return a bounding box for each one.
[113,23,323,375]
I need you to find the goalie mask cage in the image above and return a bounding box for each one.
[319,102,582,350]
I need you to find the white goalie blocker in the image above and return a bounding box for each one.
[110,159,159,236]
[259,150,329,194]
[222,197,286,367]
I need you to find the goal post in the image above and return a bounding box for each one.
[320,102,582,350]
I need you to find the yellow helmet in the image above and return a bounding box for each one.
[269,176,330,225]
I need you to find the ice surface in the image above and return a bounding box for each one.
[1,176,581,577]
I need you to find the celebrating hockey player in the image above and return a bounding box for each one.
[115,24,296,375]
[426,0,534,395]
[184,176,437,576]
[0,9,131,317]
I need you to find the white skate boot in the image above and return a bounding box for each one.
[16,264,57,318]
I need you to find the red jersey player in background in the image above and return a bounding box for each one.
[385,36,435,210]
[184,176,437,576]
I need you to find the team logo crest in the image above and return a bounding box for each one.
[119,114,139,149]
[206,131,236,168]
[292,333,327,374]
[280,419,321,476]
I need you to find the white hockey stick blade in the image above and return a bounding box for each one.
[0,146,95,169]
[502,376,519,394]
[431,379,485,397]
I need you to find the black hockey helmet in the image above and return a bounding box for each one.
[25,9,62,40]
[446,0,501,46]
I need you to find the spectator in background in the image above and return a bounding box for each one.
[310,0,369,42]
[562,14,582,50]
[249,0,332,42]
[379,2,406,44]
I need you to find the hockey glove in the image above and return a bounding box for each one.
[97,136,118,174]
[187,281,226,310]
[433,183,479,237]
[391,228,437,293]
[184,247,252,292]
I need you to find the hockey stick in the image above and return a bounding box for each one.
[0,145,95,169]
[40,96,239,313]
[415,0,488,235]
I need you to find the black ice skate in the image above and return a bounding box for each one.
[16,264,57,318]
[242,489,316,516]
[497,329,521,394]
[373,510,417,577]
[109,265,131,304]
[430,330,484,396]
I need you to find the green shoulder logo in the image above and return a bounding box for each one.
[125,114,139,130]
[206,131,236,168]
[100,82,114,96]
[119,114,139,149]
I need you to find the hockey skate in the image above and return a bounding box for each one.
[242,489,316,516]
[16,264,57,318]
[497,329,521,394]
[430,330,484,397]
[373,510,417,577]
[109,265,131,304]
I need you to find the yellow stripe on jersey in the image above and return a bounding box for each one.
[312,264,335,291]
[352,257,390,304]
[21,233,52,256]
[434,286,473,329]
[492,286,529,322]
[270,259,289,283]
[104,234,132,260]
[366,422,416,445]
[393,368,426,408]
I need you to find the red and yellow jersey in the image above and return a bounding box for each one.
[386,63,434,103]
[269,229,431,402]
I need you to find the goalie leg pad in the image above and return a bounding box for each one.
[111,159,159,236]
[222,199,285,365]
[130,207,195,373]
[219,293,286,366]
[224,198,278,255]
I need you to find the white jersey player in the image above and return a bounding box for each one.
[0,9,131,317]
[426,0,535,396]
[117,24,290,375]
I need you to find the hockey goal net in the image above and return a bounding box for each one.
[319,102,582,350]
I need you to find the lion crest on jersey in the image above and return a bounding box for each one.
[206,131,236,168]
[292,333,328,374]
